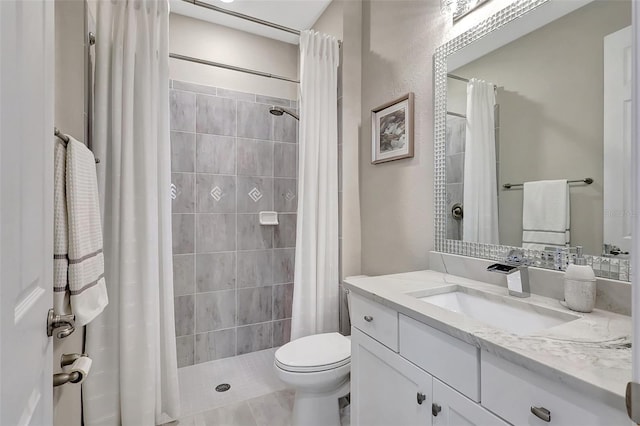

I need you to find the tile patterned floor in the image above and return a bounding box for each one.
[177,389,296,426]
[177,348,287,417]
[169,347,350,426]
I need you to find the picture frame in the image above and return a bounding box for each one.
[371,93,414,164]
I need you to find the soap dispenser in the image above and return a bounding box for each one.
[563,246,596,313]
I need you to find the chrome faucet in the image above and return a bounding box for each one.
[487,249,531,298]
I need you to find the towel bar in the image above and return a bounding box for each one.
[503,178,593,189]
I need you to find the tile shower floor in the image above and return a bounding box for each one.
[172,347,350,426]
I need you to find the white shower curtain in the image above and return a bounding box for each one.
[463,78,499,244]
[84,1,180,425]
[291,31,340,340]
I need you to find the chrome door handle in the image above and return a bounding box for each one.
[417,392,426,405]
[364,315,373,322]
[531,406,551,422]
[432,403,442,416]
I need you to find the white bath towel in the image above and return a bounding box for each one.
[522,179,570,251]
[54,138,71,315]
[66,136,108,325]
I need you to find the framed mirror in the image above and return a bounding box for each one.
[433,0,632,280]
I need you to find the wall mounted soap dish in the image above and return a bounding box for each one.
[259,211,278,225]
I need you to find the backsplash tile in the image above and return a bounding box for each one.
[173,254,195,296]
[195,290,236,333]
[170,90,196,132]
[196,134,236,175]
[237,101,273,140]
[196,94,237,136]
[171,173,196,214]
[274,179,297,213]
[273,248,295,285]
[237,322,273,355]
[237,286,273,326]
[176,335,195,368]
[170,81,297,366]
[195,214,236,253]
[236,177,273,213]
[195,329,237,363]
[196,174,236,214]
[171,131,196,172]
[237,214,273,250]
[174,295,195,336]
[274,143,296,178]
[237,250,273,288]
[272,113,298,143]
[274,214,296,249]
[237,138,274,177]
[196,252,236,292]
[172,214,195,254]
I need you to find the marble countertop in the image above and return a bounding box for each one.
[344,270,631,407]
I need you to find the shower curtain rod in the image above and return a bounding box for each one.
[169,53,300,84]
[447,73,497,89]
[179,0,343,45]
[182,0,300,35]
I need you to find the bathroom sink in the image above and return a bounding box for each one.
[414,288,580,335]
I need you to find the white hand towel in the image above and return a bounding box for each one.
[66,136,108,325]
[54,138,72,315]
[522,179,570,251]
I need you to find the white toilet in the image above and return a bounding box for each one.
[274,331,351,426]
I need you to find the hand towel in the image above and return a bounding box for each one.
[66,136,108,325]
[522,179,570,251]
[54,138,72,315]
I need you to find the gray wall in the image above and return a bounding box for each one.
[169,80,297,367]
[169,13,298,100]
[447,0,630,254]
[359,0,446,276]
[53,1,90,425]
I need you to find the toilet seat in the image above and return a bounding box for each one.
[275,332,351,373]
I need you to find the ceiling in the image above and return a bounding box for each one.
[170,0,333,44]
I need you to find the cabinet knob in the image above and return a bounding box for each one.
[531,406,551,422]
[432,403,442,416]
[364,315,373,322]
[417,392,426,405]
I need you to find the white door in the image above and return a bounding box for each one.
[603,25,632,253]
[351,327,433,426]
[432,378,508,426]
[1,0,54,425]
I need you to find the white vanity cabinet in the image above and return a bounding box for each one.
[349,292,628,426]
[432,378,508,426]
[482,352,629,425]
[351,327,432,426]
[351,326,508,426]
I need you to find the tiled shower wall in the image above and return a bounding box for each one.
[445,116,465,240]
[169,79,298,368]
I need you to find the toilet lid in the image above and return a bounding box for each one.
[275,332,351,373]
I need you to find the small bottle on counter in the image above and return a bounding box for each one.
[563,246,596,313]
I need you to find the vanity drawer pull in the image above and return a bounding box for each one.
[432,403,442,416]
[417,392,426,405]
[364,315,373,322]
[531,406,551,422]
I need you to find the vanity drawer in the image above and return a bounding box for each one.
[399,314,480,402]
[350,292,398,351]
[481,351,628,425]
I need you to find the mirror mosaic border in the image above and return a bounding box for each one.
[433,0,631,282]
